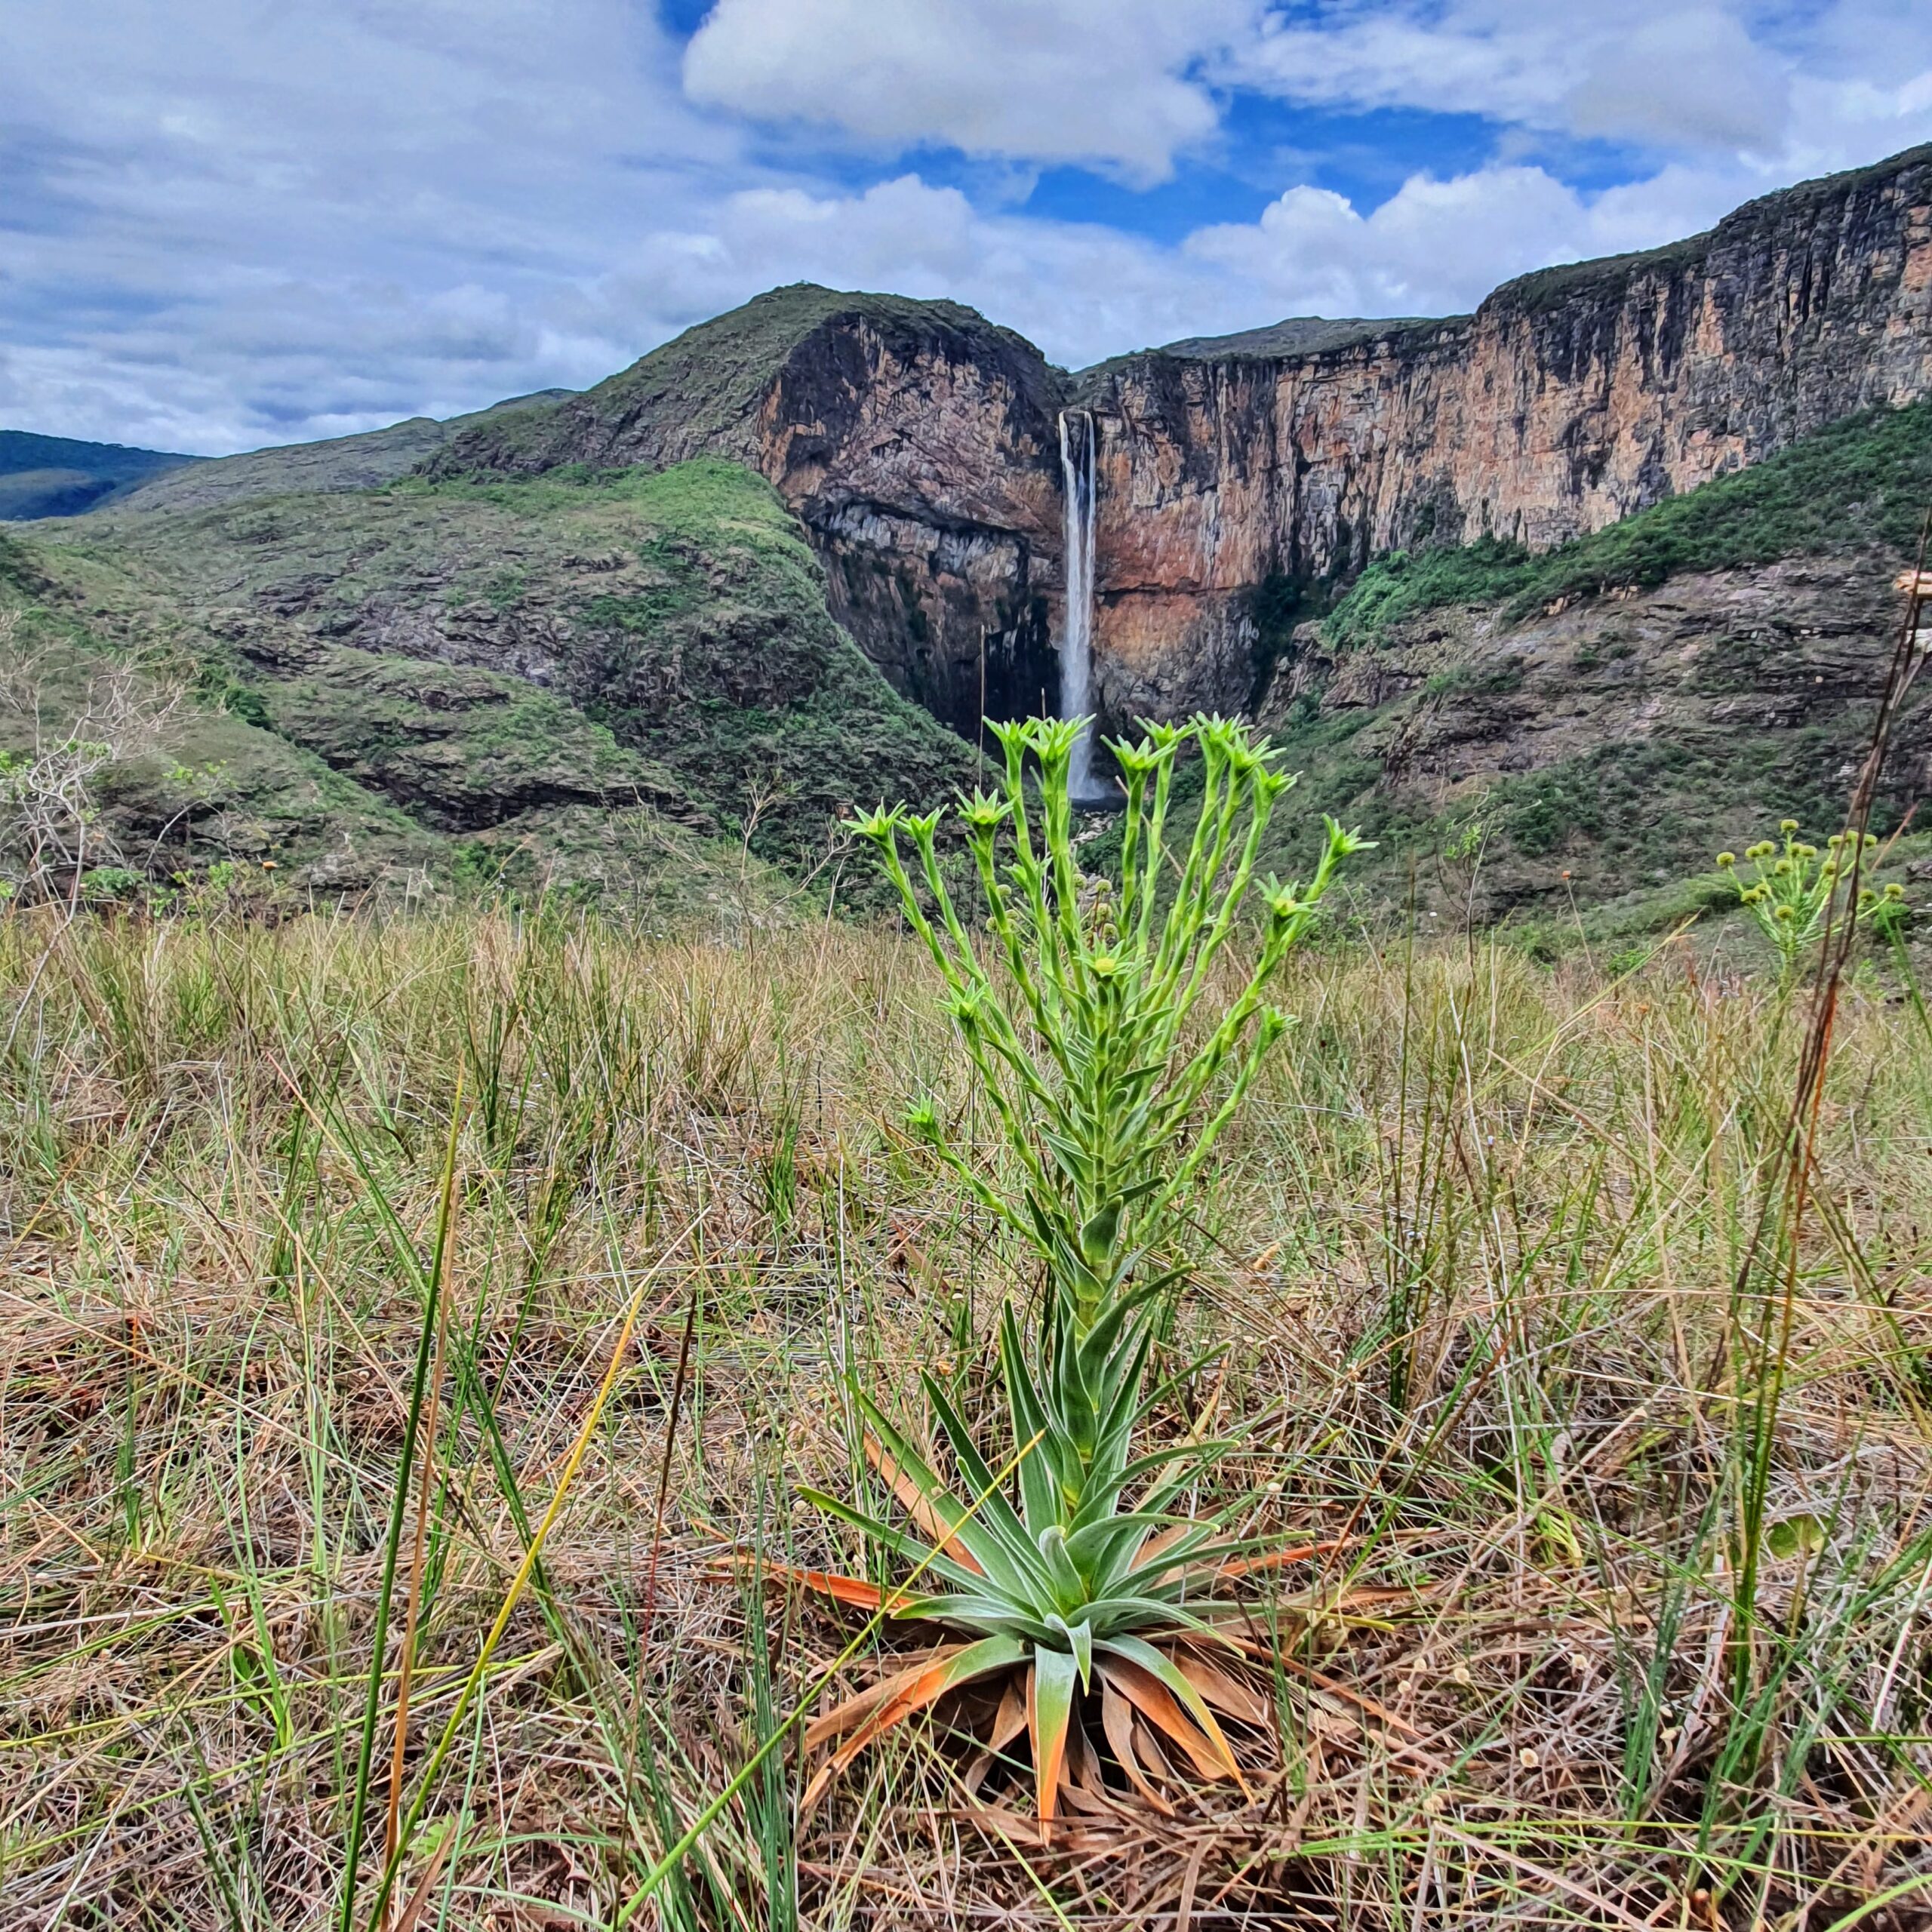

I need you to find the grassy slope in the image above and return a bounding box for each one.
[5,460,978,907]
[1210,399,1932,945]
[4,910,1928,1924]
[430,282,1036,477]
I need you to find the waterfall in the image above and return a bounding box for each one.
[1057,408,1104,801]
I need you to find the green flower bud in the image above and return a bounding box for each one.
[1717,851,1736,868]
[958,789,1010,832]
[946,986,986,1032]
[846,804,901,844]
[1780,819,1799,835]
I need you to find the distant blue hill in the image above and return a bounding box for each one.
[0,431,202,520]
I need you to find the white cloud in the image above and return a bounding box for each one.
[682,0,1255,184]
[1237,4,1574,126]
[617,177,1239,366]
[1565,11,1789,153]
[1238,2,1795,152]
[1189,165,1589,315]
[0,0,1929,452]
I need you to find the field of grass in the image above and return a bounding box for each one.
[4,901,1930,1927]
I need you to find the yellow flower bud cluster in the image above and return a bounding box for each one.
[1715,820,1909,983]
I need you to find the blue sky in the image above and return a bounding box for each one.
[3,0,1930,454]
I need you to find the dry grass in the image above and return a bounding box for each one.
[2,906,1929,1928]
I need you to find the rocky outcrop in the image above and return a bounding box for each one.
[1250,552,1932,918]
[433,286,1069,737]
[435,146,1932,741]
[1081,145,1932,718]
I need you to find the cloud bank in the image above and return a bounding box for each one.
[1,0,1928,452]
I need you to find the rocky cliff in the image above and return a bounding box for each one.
[432,285,1069,740]
[436,144,1932,738]
[1078,143,1932,719]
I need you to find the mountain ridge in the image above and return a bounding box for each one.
[0,430,202,521]
[106,389,578,515]
[5,142,1932,928]
[427,141,1932,734]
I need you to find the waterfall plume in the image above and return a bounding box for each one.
[1057,409,1106,801]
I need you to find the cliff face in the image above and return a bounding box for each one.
[434,286,1069,737]
[435,146,1932,740]
[1082,144,1932,718]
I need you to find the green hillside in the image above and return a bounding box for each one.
[0,429,201,520]
[2,460,978,912]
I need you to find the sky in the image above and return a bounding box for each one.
[3,2,1931,456]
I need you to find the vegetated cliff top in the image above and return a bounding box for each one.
[1485,140,1932,319]
[1072,315,1444,386]
[429,281,1060,480]
[1082,140,1932,379]
[434,140,1932,479]
[1214,395,1932,947]
[5,457,977,908]
[103,389,577,515]
[0,429,201,521]
[1142,315,1438,362]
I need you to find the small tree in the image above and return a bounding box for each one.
[0,617,180,909]
[768,714,1364,1830]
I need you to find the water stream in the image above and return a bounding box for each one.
[1057,408,1106,801]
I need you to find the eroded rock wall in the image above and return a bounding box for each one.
[435,288,1068,736]
[435,148,1932,742]
[1081,144,1932,719]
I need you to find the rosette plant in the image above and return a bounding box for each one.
[769,714,1364,1832]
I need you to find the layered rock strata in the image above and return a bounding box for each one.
[1081,143,1932,718]
[433,287,1069,738]
[437,146,1932,735]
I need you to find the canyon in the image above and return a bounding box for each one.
[8,143,1932,921]
[435,144,1932,734]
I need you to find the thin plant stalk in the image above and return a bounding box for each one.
[338,1069,465,1932]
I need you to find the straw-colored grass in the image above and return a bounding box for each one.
[2,905,1927,1927]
